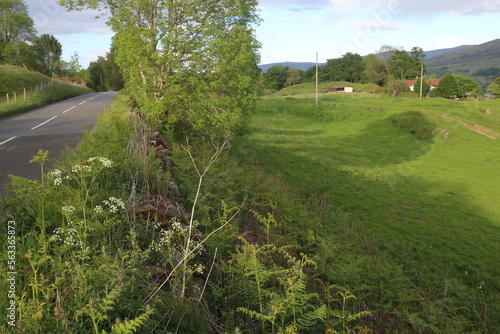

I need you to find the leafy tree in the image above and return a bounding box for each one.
[321,52,363,83]
[414,77,430,97]
[487,76,500,98]
[389,48,425,80]
[438,73,482,98]
[285,67,302,87]
[88,48,124,91]
[410,46,425,61]
[59,0,261,139]
[0,0,36,61]
[455,75,482,96]
[385,79,409,96]
[437,73,460,98]
[1,41,36,68]
[363,53,387,86]
[59,51,83,78]
[302,65,317,83]
[32,34,63,75]
[263,65,288,90]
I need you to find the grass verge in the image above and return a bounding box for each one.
[0,84,92,118]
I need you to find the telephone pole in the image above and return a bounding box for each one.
[419,63,424,99]
[316,52,319,108]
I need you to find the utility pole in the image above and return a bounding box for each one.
[316,52,319,108]
[419,62,424,99]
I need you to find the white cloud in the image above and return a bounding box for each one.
[259,0,500,16]
[283,16,296,21]
[260,52,288,64]
[25,0,112,36]
[346,20,416,31]
[431,37,476,50]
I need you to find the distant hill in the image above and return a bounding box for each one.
[258,62,325,73]
[424,39,500,89]
[423,45,474,59]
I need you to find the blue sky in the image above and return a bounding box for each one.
[25,0,500,68]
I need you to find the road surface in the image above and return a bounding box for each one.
[0,91,119,194]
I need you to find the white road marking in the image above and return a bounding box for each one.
[63,106,76,114]
[31,116,58,130]
[0,136,16,146]
[79,100,88,105]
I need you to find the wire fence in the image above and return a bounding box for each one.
[0,80,85,106]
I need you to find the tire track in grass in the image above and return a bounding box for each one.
[439,113,497,140]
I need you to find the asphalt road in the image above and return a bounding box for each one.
[0,91,119,194]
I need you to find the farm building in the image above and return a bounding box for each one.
[329,86,353,93]
[405,79,440,92]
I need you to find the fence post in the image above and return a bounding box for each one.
[14,92,17,103]
[6,93,9,103]
[24,87,27,100]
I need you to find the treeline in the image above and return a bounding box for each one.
[261,46,491,98]
[262,47,427,91]
[0,0,123,91]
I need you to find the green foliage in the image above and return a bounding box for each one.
[0,0,36,61]
[486,76,500,97]
[60,0,261,140]
[473,66,500,77]
[413,77,431,96]
[389,49,425,80]
[385,78,409,96]
[31,34,63,75]
[88,48,124,92]
[437,73,460,98]
[264,65,289,90]
[321,53,364,83]
[362,54,388,86]
[437,73,482,98]
[235,241,327,333]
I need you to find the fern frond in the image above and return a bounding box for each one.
[109,306,155,334]
[297,304,327,328]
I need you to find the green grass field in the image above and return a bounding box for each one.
[234,95,500,328]
[0,65,51,97]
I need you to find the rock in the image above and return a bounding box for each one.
[167,180,180,197]
[485,109,493,115]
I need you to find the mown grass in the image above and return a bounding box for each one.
[234,95,500,331]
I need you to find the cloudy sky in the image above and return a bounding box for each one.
[25,0,500,68]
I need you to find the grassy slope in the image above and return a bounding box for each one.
[0,65,92,118]
[0,65,51,96]
[235,96,500,328]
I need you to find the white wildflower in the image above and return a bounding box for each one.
[47,169,62,178]
[88,156,113,168]
[94,205,104,213]
[62,205,75,213]
[72,165,92,173]
[54,178,63,186]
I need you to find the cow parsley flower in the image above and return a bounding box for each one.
[62,205,76,213]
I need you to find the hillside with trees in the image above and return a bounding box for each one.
[424,39,500,89]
